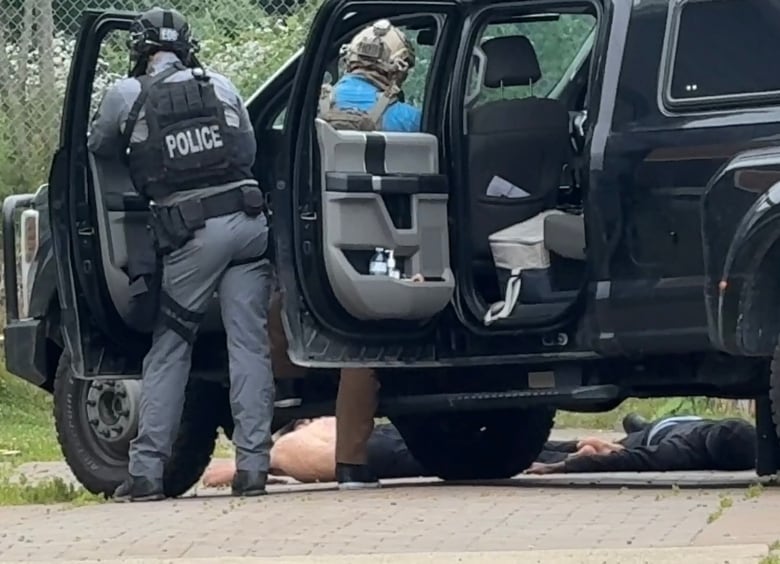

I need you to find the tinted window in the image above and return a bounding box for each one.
[471,14,596,104]
[670,0,780,102]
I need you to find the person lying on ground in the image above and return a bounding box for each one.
[525,414,756,475]
[203,418,424,487]
[203,412,752,486]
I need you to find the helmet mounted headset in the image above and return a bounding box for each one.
[339,19,416,91]
[127,7,201,77]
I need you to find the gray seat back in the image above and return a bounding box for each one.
[467,36,571,266]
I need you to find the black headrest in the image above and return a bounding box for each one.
[482,36,542,87]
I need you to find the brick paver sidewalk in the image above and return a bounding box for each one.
[0,476,778,562]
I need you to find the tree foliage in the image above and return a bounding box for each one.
[0,1,593,198]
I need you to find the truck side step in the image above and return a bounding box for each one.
[278,384,621,418]
[378,384,621,415]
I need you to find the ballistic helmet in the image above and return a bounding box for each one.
[340,19,415,89]
[127,7,198,69]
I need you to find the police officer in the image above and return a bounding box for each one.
[317,20,421,489]
[88,7,274,501]
[319,19,421,132]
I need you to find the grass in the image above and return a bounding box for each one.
[761,544,780,564]
[555,397,753,431]
[0,475,102,506]
[0,369,61,463]
[0,369,102,505]
[706,494,734,524]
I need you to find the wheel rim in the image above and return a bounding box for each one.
[80,379,141,464]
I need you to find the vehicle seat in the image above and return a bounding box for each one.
[88,153,223,333]
[467,35,571,271]
[544,212,586,261]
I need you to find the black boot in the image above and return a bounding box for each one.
[622,412,651,434]
[112,475,164,502]
[336,463,380,490]
[274,380,302,409]
[232,470,268,497]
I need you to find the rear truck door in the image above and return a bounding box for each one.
[50,10,141,378]
[277,0,460,368]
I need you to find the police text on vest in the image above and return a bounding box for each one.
[165,125,223,159]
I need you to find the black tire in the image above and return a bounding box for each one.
[163,379,225,498]
[53,351,225,497]
[54,352,133,496]
[391,407,556,480]
[768,337,780,439]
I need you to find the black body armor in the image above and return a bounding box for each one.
[123,66,253,201]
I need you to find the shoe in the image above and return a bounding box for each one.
[112,475,164,502]
[336,463,380,490]
[274,397,302,408]
[232,470,268,497]
[274,380,302,408]
[622,413,650,434]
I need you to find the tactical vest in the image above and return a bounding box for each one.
[123,64,253,201]
[318,82,399,131]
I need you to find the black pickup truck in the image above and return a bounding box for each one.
[4,0,780,496]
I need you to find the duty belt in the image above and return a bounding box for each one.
[190,184,266,219]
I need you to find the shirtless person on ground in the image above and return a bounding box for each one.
[201,417,624,487]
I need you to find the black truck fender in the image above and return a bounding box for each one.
[702,147,780,356]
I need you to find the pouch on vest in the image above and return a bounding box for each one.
[148,203,192,255]
[241,185,265,216]
[124,67,243,200]
[318,82,398,131]
[125,226,162,332]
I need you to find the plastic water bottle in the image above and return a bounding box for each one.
[387,249,400,279]
[369,248,388,276]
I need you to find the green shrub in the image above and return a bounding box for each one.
[0,0,590,198]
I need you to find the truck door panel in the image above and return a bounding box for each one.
[315,119,454,321]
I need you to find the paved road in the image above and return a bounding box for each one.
[0,472,779,563]
[2,429,779,562]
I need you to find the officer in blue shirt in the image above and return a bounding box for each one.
[328,73,421,132]
[319,19,421,134]
[317,19,422,490]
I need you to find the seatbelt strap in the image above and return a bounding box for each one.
[367,84,400,124]
[318,84,334,116]
[483,268,523,326]
[120,64,185,155]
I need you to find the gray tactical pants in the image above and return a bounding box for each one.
[128,210,274,479]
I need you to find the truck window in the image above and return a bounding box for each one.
[91,29,129,120]
[666,0,780,108]
[321,20,438,115]
[470,14,596,106]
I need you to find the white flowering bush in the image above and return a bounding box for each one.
[0,0,587,198]
[0,0,318,198]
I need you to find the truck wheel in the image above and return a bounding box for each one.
[53,351,223,497]
[53,352,140,495]
[391,407,555,480]
[162,379,223,498]
[768,338,780,438]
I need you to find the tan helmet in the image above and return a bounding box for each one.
[340,19,416,89]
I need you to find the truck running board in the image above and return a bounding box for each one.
[280,384,621,418]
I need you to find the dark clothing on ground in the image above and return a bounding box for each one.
[560,418,755,473]
[368,417,756,478]
[367,422,425,479]
[536,417,703,464]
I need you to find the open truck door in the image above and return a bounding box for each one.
[49,10,147,379]
[275,1,458,369]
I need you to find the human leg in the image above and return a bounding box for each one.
[219,212,275,495]
[335,367,380,489]
[119,226,228,501]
